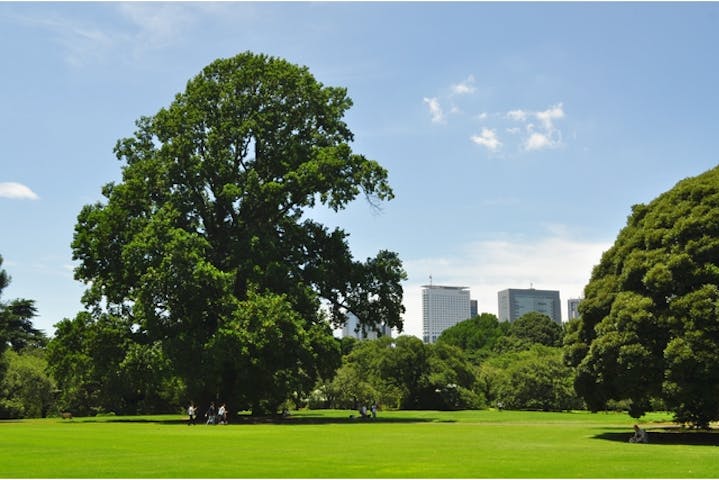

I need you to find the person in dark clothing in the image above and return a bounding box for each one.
[205,402,216,425]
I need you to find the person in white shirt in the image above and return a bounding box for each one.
[187,403,196,426]
[218,403,227,425]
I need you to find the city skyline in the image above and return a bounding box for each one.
[2,3,718,339]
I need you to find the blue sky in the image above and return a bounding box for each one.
[1,2,718,339]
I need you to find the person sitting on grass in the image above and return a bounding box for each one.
[629,424,648,443]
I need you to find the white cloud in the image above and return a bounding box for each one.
[451,75,476,95]
[423,97,446,124]
[398,229,612,339]
[424,75,477,125]
[423,74,566,152]
[524,132,553,151]
[470,128,502,151]
[536,103,565,131]
[0,182,39,200]
[506,103,565,151]
[507,109,529,122]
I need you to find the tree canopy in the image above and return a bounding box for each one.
[70,52,406,414]
[565,165,719,426]
[0,255,51,419]
[436,313,508,355]
[0,255,45,356]
[508,312,563,348]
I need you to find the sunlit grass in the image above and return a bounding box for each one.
[1,409,717,478]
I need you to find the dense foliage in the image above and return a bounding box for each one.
[310,312,581,413]
[46,312,183,416]
[318,335,483,411]
[0,348,55,418]
[68,52,406,414]
[480,345,582,411]
[434,312,509,359]
[0,255,53,419]
[565,165,719,427]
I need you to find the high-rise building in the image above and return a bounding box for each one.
[470,299,478,318]
[342,312,392,340]
[567,298,582,321]
[498,288,562,324]
[422,285,471,343]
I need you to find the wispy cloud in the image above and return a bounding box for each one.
[0,182,39,200]
[451,74,476,95]
[116,3,195,50]
[399,227,611,338]
[470,128,502,151]
[424,74,478,124]
[536,103,565,131]
[7,12,114,67]
[9,3,207,67]
[506,109,529,122]
[423,97,446,124]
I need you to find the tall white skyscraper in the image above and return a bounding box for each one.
[422,285,471,344]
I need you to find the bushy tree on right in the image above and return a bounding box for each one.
[565,165,719,427]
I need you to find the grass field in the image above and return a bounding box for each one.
[1,409,719,478]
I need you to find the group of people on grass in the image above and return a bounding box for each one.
[357,402,377,419]
[186,401,229,426]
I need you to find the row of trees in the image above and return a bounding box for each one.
[2,260,582,418]
[309,312,582,413]
[2,244,578,417]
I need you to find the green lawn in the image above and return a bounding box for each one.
[1,409,718,478]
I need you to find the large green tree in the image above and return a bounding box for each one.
[565,165,719,426]
[71,52,406,414]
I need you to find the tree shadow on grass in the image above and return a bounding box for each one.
[227,414,438,425]
[78,414,439,426]
[70,418,188,425]
[594,427,719,446]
